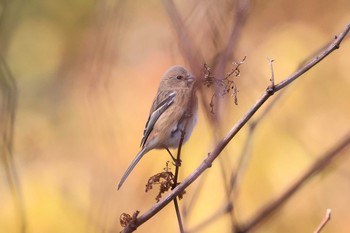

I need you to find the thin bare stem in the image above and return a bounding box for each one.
[267,58,275,87]
[172,129,187,233]
[313,209,332,233]
[188,89,274,232]
[120,21,350,233]
[172,91,196,233]
[230,60,284,197]
[174,198,184,233]
[191,84,286,233]
[274,24,350,92]
[172,130,185,190]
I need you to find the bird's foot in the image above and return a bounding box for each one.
[172,158,182,167]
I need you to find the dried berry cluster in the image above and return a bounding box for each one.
[120,210,139,228]
[145,161,175,202]
[202,56,246,113]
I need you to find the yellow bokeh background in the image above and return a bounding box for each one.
[1,1,350,233]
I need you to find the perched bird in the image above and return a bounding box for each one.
[118,65,198,190]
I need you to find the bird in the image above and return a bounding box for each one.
[118,65,198,190]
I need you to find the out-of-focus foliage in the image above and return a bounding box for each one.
[1,0,350,233]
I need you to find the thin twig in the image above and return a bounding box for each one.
[230,60,283,197]
[267,58,275,87]
[211,0,250,122]
[172,129,186,190]
[274,26,350,92]
[172,88,196,232]
[191,86,286,233]
[172,129,187,233]
[193,90,285,232]
[174,198,184,233]
[120,21,350,233]
[314,209,332,233]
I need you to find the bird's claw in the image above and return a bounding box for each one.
[172,158,182,167]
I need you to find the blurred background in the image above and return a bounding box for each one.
[1,0,350,232]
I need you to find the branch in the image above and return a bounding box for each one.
[188,61,284,232]
[172,129,187,233]
[314,209,332,233]
[230,58,281,196]
[120,21,350,233]
[273,24,350,92]
[237,135,350,233]
[173,198,184,233]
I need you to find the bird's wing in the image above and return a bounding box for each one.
[140,91,176,147]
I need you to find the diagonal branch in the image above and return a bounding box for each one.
[273,25,350,92]
[314,209,332,233]
[187,62,285,233]
[120,21,350,233]
[236,135,349,233]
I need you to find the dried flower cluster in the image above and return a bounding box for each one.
[201,56,246,113]
[120,210,139,228]
[145,162,175,202]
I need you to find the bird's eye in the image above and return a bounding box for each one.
[176,75,183,80]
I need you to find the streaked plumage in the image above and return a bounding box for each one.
[118,65,198,190]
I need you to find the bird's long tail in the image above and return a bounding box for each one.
[118,147,149,190]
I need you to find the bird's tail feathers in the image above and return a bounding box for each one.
[117,147,149,190]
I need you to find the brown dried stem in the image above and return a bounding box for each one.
[172,129,187,233]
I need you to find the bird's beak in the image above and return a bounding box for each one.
[187,75,195,83]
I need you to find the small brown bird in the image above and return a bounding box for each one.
[118,65,198,190]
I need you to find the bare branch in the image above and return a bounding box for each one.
[120,21,350,233]
[191,74,286,232]
[267,58,275,87]
[230,58,282,198]
[314,209,332,233]
[274,24,350,92]
[172,129,187,233]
